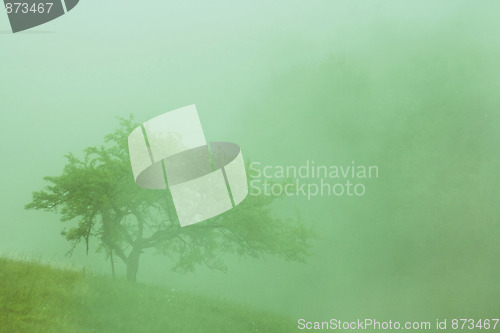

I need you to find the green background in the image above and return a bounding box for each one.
[1,0,499,326]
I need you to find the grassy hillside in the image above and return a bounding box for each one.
[0,257,293,333]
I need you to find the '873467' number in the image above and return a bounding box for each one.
[5,2,54,14]
[451,319,499,330]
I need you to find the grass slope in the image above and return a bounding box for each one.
[0,257,293,333]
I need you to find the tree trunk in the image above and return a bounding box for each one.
[109,249,116,278]
[126,248,141,282]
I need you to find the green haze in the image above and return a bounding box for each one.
[1,0,499,329]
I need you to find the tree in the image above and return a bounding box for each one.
[26,116,313,282]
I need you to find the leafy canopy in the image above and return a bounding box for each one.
[26,116,313,274]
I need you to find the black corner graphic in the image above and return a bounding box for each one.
[4,0,78,33]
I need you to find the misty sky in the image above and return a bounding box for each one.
[1,0,499,319]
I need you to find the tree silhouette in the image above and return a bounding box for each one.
[26,116,313,282]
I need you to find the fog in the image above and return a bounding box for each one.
[1,0,499,322]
